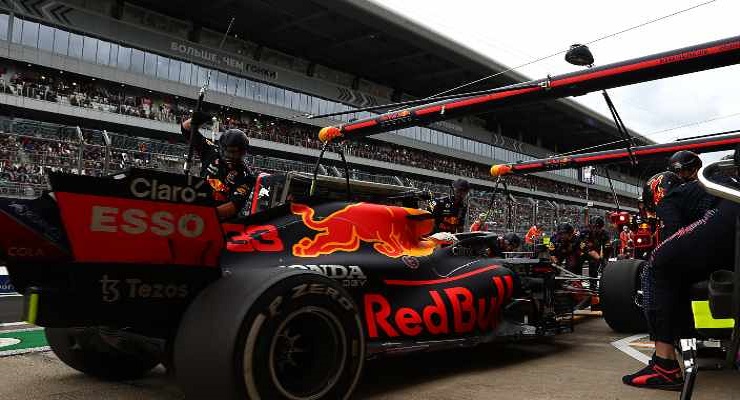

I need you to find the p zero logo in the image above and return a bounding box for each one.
[56,192,223,267]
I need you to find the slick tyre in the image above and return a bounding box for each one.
[600,259,648,333]
[174,268,364,400]
[45,327,161,380]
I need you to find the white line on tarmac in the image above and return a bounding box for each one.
[0,322,29,328]
[0,293,21,298]
[611,333,651,365]
[0,346,50,357]
[0,327,42,333]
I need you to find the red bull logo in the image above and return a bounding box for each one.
[291,203,435,258]
[648,174,666,206]
[379,110,411,121]
[364,275,514,338]
[208,178,227,202]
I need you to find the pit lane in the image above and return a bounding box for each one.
[0,313,738,400]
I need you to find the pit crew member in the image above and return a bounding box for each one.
[525,224,542,245]
[623,167,740,390]
[548,222,582,274]
[488,232,522,257]
[430,178,470,233]
[182,111,255,220]
[578,215,612,279]
[469,213,489,232]
[619,225,634,255]
[667,150,702,183]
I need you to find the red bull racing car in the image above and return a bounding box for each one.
[0,169,577,400]
[3,33,740,400]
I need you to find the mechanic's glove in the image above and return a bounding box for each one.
[426,232,458,246]
[190,110,213,128]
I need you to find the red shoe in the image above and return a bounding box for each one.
[622,356,683,391]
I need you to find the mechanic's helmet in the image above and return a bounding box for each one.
[219,129,249,167]
[667,150,701,174]
[589,215,605,229]
[556,222,574,235]
[503,232,521,249]
[642,171,682,212]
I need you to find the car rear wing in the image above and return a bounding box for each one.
[0,169,227,329]
[0,169,224,268]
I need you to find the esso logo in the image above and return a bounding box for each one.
[90,206,205,238]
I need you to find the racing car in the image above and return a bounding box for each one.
[0,168,577,400]
[3,32,740,400]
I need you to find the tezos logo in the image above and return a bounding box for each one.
[280,264,367,287]
[100,275,189,303]
[130,177,207,203]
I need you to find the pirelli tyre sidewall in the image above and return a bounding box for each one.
[240,274,365,400]
[600,259,648,333]
[174,268,364,400]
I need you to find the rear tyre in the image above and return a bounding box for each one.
[600,259,648,333]
[45,327,161,380]
[175,268,364,400]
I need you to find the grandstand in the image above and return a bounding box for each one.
[0,117,610,234]
[0,0,643,233]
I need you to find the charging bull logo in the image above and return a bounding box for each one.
[648,174,666,206]
[208,178,228,202]
[291,203,436,258]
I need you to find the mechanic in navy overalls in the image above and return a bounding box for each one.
[181,111,255,220]
[487,233,522,258]
[623,153,735,391]
[430,178,470,233]
[548,222,582,274]
[577,215,612,280]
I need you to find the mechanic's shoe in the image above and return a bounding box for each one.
[622,355,683,391]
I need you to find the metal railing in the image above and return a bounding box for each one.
[0,118,627,221]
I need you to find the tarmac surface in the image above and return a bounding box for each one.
[0,312,739,400]
[0,295,22,322]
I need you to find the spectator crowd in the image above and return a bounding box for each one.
[0,60,636,207]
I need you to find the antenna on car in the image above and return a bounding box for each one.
[184,17,236,177]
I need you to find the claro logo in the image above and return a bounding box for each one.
[90,206,205,238]
[130,178,206,203]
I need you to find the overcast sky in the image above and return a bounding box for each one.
[371,0,740,161]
